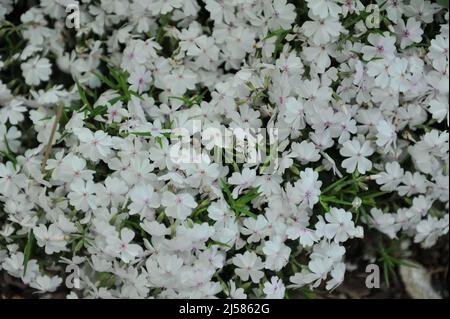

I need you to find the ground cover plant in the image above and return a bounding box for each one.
[0,0,448,299]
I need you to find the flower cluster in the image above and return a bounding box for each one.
[0,0,448,298]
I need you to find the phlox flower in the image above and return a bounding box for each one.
[68,179,98,212]
[340,138,374,174]
[263,276,286,299]
[73,128,113,161]
[161,191,197,220]
[106,228,143,264]
[232,251,264,284]
[21,56,52,86]
[33,224,67,254]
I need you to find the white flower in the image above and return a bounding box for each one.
[302,15,343,45]
[0,0,448,300]
[228,280,247,299]
[95,176,129,207]
[129,184,160,219]
[316,207,363,243]
[388,57,411,92]
[290,141,320,164]
[140,220,169,237]
[30,275,62,293]
[374,162,405,191]
[286,212,318,247]
[148,0,182,15]
[263,276,286,299]
[241,215,269,243]
[414,215,449,248]
[398,172,428,196]
[284,97,305,130]
[2,252,39,284]
[262,237,291,271]
[292,168,322,209]
[367,59,390,89]
[161,191,197,220]
[33,224,67,254]
[179,22,202,54]
[0,99,26,125]
[73,128,113,161]
[405,0,438,24]
[0,162,27,196]
[228,167,256,199]
[185,162,220,188]
[121,158,154,186]
[128,65,151,94]
[306,0,342,18]
[0,125,20,154]
[361,33,397,61]
[303,44,333,73]
[276,53,304,77]
[106,228,143,263]
[303,257,333,288]
[21,56,52,86]
[267,0,297,30]
[164,67,197,96]
[428,94,448,124]
[383,0,405,23]
[68,179,98,212]
[427,35,449,64]
[232,251,264,284]
[432,173,449,203]
[56,153,94,183]
[340,139,374,174]
[395,17,424,49]
[326,262,345,290]
[376,120,397,151]
[368,208,398,239]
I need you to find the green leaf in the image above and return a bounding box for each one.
[208,240,232,249]
[322,176,349,194]
[130,131,153,137]
[236,187,261,205]
[320,199,330,212]
[1,135,18,168]
[107,65,130,100]
[220,179,260,219]
[437,0,448,8]
[23,232,35,276]
[73,239,85,253]
[168,95,197,107]
[383,262,391,287]
[237,208,257,219]
[220,179,234,203]
[90,105,108,117]
[129,91,144,100]
[299,287,315,299]
[362,191,389,199]
[92,70,118,89]
[76,81,93,112]
[320,195,353,206]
